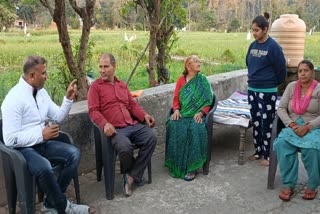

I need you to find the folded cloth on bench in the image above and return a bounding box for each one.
[213,91,280,128]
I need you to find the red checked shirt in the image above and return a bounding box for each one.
[88,77,146,129]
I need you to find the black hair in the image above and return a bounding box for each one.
[252,15,269,30]
[263,12,270,20]
[23,55,47,74]
[298,59,314,71]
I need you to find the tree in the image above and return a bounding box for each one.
[131,0,187,86]
[39,0,96,101]
[94,1,112,29]
[156,0,186,84]
[198,9,217,31]
[228,17,240,32]
[0,4,16,32]
[134,0,161,87]
[302,0,320,31]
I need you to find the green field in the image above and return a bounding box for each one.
[0,30,320,104]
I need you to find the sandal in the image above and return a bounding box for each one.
[248,154,261,161]
[122,174,133,197]
[184,171,197,181]
[279,188,293,201]
[302,189,318,200]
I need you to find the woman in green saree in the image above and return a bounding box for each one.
[165,55,214,181]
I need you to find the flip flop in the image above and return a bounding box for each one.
[279,188,293,201]
[302,189,318,200]
[122,174,133,197]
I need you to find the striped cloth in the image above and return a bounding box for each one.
[213,91,280,127]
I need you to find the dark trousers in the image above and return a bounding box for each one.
[248,90,277,160]
[17,141,80,214]
[112,123,157,182]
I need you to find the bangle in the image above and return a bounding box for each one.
[306,125,311,132]
[289,122,296,128]
[200,110,207,117]
[174,109,180,112]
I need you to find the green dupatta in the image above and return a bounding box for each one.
[179,73,213,117]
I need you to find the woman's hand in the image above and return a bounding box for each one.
[171,110,182,120]
[193,112,203,123]
[292,125,309,137]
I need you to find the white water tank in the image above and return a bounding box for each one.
[270,14,306,68]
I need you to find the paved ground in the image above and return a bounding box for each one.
[1,124,320,214]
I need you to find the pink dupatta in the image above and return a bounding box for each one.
[291,80,318,115]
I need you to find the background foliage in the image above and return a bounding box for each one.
[1,0,319,32]
[0,0,320,105]
[0,30,319,105]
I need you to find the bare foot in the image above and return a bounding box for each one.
[127,174,134,184]
[248,154,261,161]
[259,159,269,166]
[122,174,134,196]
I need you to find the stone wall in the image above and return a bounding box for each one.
[59,69,248,173]
[0,70,248,206]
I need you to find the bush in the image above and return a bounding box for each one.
[0,70,21,105]
[220,49,235,63]
[134,23,144,31]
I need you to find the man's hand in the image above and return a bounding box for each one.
[104,123,117,137]
[171,110,182,120]
[42,124,59,141]
[292,125,309,137]
[66,79,77,100]
[193,112,203,124]
[145,114,155,128]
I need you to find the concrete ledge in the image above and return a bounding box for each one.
[60,69,248,173]
[0,69,248,205]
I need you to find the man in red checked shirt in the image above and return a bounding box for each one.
[88,53,157,197]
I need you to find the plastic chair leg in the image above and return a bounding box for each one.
[204,118,213,175]
[102,137,116,200]
[15,167,36,214]
[94,133,103,182]
[2,160,17,214]
[268,150,278,189]
[147,161,152,184]
[73,171,81,204]
[203,161,209,175]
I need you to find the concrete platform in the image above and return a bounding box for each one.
[1,124,320,214]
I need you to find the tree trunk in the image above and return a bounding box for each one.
[52,0,79,88]
[156,25,174,84]
[136,0,161,87]
[40,0,95,101]
[72,1,95,100]
[148,24,158,86]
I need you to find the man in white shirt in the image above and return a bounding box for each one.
[1,55,89,214]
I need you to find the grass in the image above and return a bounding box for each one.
[0,29,320,105]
